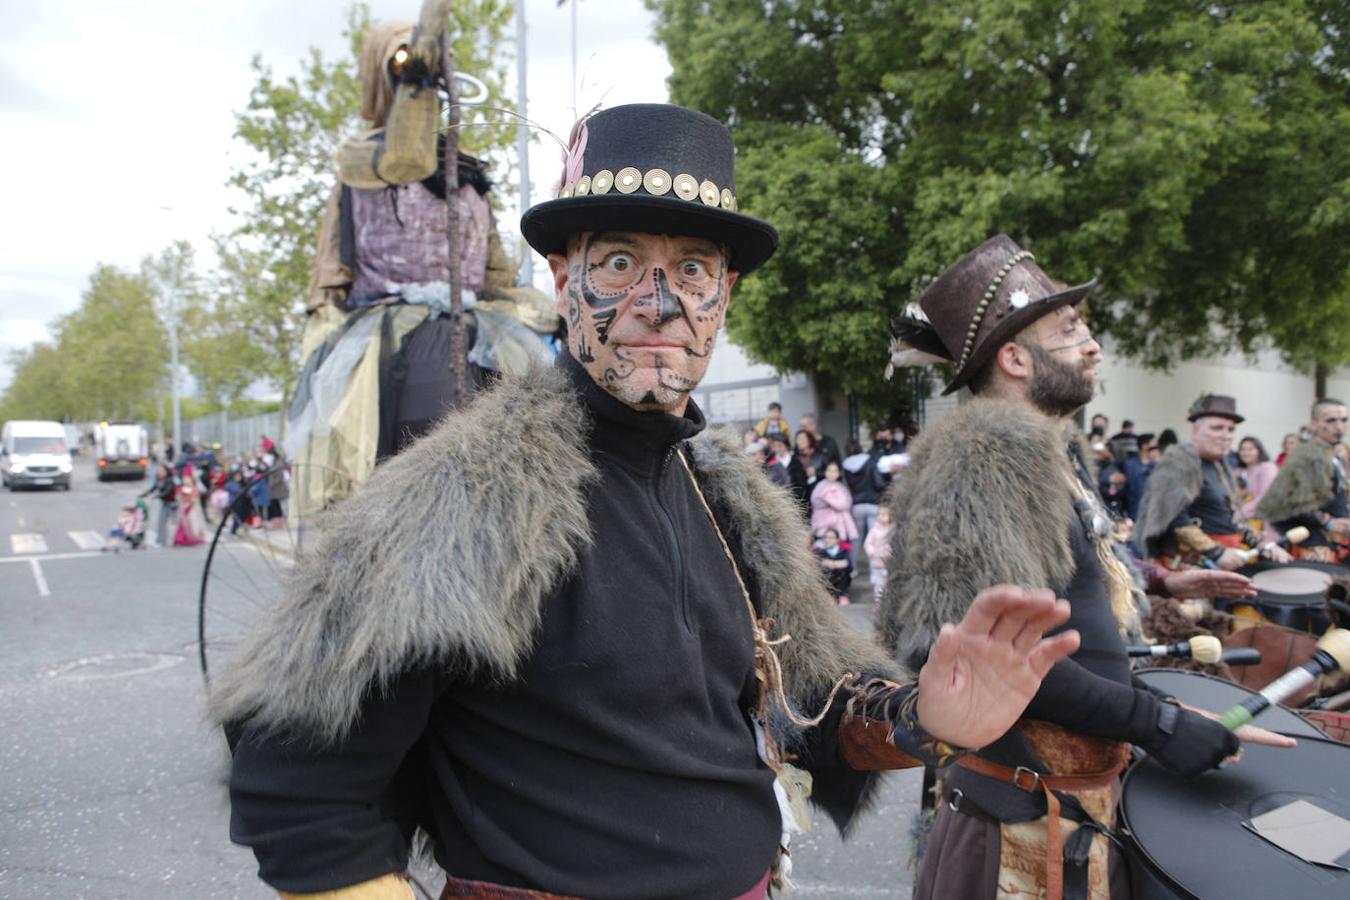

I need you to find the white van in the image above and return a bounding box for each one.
[94,422,149,480]
[1,420,74,490]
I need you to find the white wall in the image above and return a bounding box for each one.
[1084,343,1350,453]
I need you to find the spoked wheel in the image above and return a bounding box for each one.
[197,462,363,685]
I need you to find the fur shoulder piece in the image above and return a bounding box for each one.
[1133,443,1202,557]
[686,430,901,710]
[1257,441,1334,523]
[207,363,598,742]
[876,399,1076,670]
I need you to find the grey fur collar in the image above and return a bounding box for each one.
[1133,443,1202,557]
[877,399,1076,670]
[209,363,897,749]
[1257,440,1335,522]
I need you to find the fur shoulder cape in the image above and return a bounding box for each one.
[208,363,896,750]
[876,399,1076,671]
[1257,441,1335,523]
[1133,443,1202,557]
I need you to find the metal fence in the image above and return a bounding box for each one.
[181,410,283,459]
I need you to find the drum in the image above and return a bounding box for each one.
[1120,735,1350,898]
[1133,669,1326,739]
[1224,560,1342,633]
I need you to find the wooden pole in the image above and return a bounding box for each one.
[442,27,466,411]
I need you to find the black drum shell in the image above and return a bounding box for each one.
[1222,560,1344,633]
[1119,735,1350,899]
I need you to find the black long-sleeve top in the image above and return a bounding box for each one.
[228,355,942,898]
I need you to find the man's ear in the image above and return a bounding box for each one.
[725,269,740,298]
[547,253,570,318]
[995,340,1031,380]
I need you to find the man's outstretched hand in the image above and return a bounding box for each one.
[916,586,1079,749]
[1163,568,1257,600]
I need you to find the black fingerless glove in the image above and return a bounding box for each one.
[1142,701,1240,778]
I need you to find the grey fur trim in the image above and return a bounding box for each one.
[688,429,903,708]
[1257,441,1335,523]
[687,428,904,834]
[1133,444,1201,557]
[877,399,1076,670]
[207,363,599,742]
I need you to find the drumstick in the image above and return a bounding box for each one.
[1126,635,1223,663]
[1218,629,1350,730]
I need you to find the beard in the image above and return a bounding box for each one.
[1022,340,1096,417]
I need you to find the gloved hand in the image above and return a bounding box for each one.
[1143,701,1239,778]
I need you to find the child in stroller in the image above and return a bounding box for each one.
[105,500,148,551]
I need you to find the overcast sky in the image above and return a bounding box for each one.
[0,0,671,392]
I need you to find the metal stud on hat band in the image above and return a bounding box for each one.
[553,167,738,209]
[956,251,1036,369]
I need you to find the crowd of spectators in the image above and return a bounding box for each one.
[137,435,289,547]
[744,402,915,606]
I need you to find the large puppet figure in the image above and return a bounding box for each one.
[288,1,558,512]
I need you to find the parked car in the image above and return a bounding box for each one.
[1,420,74,490]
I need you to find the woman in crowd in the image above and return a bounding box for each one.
[173,463,208,546]
[1276,432,1299,466]
[810,461,857,542]
[813,527,853,605]
[141,463,179,549]
[794,429,825,488]
[1237,435,1280,523]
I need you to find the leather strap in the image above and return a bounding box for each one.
[954,752,1126,900]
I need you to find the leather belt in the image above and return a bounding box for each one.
[955,751,1127,900]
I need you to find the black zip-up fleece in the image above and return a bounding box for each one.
[229,354,784,898]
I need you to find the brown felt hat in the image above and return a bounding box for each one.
[1187,394,1244,424]
[911,235,1096,395]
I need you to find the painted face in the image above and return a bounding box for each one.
[549,231,737,413]
[1015,306,1102,417]
[1312,404,1348,446]
[1192,416,1236,461]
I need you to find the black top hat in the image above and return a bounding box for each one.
[1187,394,1244,424]
[520,104,779,274]
[890,235,1096,395]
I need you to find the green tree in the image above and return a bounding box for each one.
[0,264,169,422]
[649,0,1349,413]
[212,1,516,397]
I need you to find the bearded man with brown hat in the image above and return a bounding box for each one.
[878,235,1289,900]
[1133,394,1293,571]
[216,110,1088,900]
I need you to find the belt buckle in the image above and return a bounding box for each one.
[1011,766,1041,792]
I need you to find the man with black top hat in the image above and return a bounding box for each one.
[216,108,1081,900]
[878,235,1288,900]
[1134,394,1293,570]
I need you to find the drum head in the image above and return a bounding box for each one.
[1238,559,1348,605]
[1121,736,1350,899]
[1133,669,1326,739]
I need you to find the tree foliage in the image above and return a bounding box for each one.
[210,1,516,399]
[0,264,168,422]
[649,0,1349,411]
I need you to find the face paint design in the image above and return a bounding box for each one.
[556,231,737,413]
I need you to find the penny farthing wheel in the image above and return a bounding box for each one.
[196,461,363,685]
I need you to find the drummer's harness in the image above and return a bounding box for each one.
[946,744,1131,900]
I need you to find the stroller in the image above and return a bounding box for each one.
[105,500,148,552]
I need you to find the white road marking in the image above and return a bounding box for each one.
[10,533,48,555]
[28,558,50,597]
[0,550,102,564]
[68,530,107,551]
